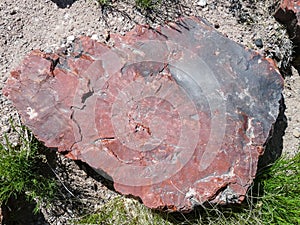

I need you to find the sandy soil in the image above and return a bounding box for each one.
[0,0,299,224]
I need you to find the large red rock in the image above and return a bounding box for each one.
[4,17,285,212]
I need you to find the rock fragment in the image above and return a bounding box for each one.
[197,0,207,7]
[293,128,300,138]
[66,35,75,43]
[254,38,263,48]
[275,0,300,69]
[4,17,285,212]
[274,0,300,40]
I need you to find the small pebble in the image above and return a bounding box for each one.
[66,35,75,43]
[10,9,17,15]
[64,13,69,20]
[91,34,98,40]
[254,38,263,48]
[214,23,220,29]
[44,49,53,54]
[293,128,300,138]
[2,126,10,133]
[197,0,207,7]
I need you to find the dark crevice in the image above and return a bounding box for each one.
[94,137,115,142]
[105,31,111,42]
[167,24,182,33]
[258,95,287,171]
[1,195,49,225]
[45,56,59,76]
[81,79,95,104]
[148,26,169,40]
[69,105,86,149]
[175,20,190,31]
[81,89,94,104]
[74,50,84,59]
[74,160,116,192]
[50,0,77,8]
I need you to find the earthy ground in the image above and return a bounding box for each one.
[0,0,299,224]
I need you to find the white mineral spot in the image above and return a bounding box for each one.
[91,34,98,40]
[64,13,69,20]
[190,114,199,120]
[293,128,300,138]
[185,187,196,199]
[26,107,38,119]
[197,0,207,7]
[67,35,75,42]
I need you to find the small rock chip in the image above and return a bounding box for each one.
[44,49,53,54]
[293,128,300,138]
[214,23,220,29]
[197,0,207,7]
[10,9,17,15]
[66,35,75,43]
[255,38,263,48]
[91,34,98,40]
[274,0,300,69]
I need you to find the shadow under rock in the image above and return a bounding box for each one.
[1,195,49,225]
[257,95,287,171]
[50,0,77,8]
[0,146,56,225]
[74,160,116,192]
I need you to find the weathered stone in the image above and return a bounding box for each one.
[275,0,300,42]
[293,128,300,138]
[4,17,284,212]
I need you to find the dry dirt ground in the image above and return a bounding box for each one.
[0,0,299,224]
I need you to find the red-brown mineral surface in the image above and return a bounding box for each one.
[4,17,285,212]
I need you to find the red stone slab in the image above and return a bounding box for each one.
[4,17,284,212]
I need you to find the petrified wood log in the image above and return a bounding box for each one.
[4,17,285,212]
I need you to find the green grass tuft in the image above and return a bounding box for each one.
[135,0,161,9]
[0,124,57,213]
[97,0,110,6]
[77,196,172,224]
[256,152,300,224]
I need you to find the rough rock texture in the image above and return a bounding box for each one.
[275,0,300,70]
[4,17,284,212]
[275,0,300,41]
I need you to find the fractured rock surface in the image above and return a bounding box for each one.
[4,17,284,212]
